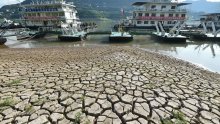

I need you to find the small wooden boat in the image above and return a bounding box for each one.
[0,37,7,45]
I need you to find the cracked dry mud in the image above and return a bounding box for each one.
[0,46,220,124]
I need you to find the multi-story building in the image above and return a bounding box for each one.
[123,0,191,29]
[21,0,81,30]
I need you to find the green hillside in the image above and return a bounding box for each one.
[0,0,138,20]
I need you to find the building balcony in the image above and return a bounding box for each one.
[25,8,59,12]
[136,16,186,20]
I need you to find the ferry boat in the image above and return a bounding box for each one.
[121,0,191,30]
[21,0,81,30]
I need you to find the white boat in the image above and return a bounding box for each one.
[152,21,188,43]
[21,0,81,31]
[119,0,191,30]
[58,27,86,41]
[109,26,133,42]
[191,21,220,41]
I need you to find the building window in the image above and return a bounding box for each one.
[138,13,143,16]
[151,13,156,17]
[169,14,173,17]
[137,21,142,24]
[144,21,148,24]
[150,21,155,24]
[151,5,156,9]
[168,21,172,24]
[160,14,164,17]
[181,14,185,17]
[161,5,166,9]
[175,14,179,17]
[171,6,176,9]
[145,13,149,16]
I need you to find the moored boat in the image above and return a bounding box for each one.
[0,37,7,45]
[152,32,187,43]
[16,29,46,40]
[190,21,220,41]
[58,26,86,42]
[109,26,133,42]
[152,21,188,43]
[109,32,133,42]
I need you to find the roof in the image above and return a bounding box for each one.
[132,2,191,6]
[201,13,220,16]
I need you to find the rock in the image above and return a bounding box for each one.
[50,113,64,123]
[28,115,48,124]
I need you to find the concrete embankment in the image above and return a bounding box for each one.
[0,46,219,124]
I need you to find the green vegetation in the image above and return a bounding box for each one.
[161,111,187,124]
[9,79,21,86]
[0,97,15,107]
[74,111,83,124]
[24,104,35,114]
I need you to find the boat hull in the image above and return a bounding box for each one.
[109,36,133,42]
[17,32,46,40]
[191,34,220,41]
[0,37,7,45]
[58,35,82,41]
[152,34,187,43]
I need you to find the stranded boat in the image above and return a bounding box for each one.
[152,21,188,43]
[58,27,86,41]
[0,19,13,45]
[109,26,133,42]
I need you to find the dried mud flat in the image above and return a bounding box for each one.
[0,46,220,124]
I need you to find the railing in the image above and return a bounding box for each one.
[134,9,187,12]
[24,16,60,20]
[136,16,186,20]
[25,8,59,12]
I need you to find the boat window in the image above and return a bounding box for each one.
[169,14,173,17]
[181,14,185,17]
[137,21,142,24]
[151,5,156,9]
[144,21,148,24]
[160,14,164,17]
[151,13,156,17]
[150,21,154,24]
[175,14,179,17]
[145,13,149,16]
[161,5,166,9]
[138,13,143,16]
[168,21,172,24]
[171,6,176,9]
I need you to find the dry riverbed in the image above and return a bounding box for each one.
[0,46,220,124]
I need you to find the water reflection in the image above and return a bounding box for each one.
[1,34,220,73]
[193,42,220,58]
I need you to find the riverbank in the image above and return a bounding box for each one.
[0,46,220,124]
